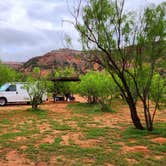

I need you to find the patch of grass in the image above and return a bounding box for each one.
[67,103,104,114]
[27,108,48,119]
[122,128,148,139]
[151,123,166,137]
[148,143,166,153]
[39,142,123,165]
[25,145,39,161]
[0,118,11,125]
[76,119,92,128]
[54,137,62,146]
[122,123,166,139]
[134,156,166,166]
[39,143,58,152]
[0,102,165,165]
[61,146,126,165]
[0,129,40,140]
[85,127,107,139]
[50,121,72,131]
[121,124,166,155]
[110,144,123,150]
[124,152,144,161]
[15,122,31,131]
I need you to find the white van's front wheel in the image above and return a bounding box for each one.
[0,98,7,106]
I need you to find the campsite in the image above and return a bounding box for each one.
[0,0,166,165]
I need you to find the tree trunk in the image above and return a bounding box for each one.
[128,99,144,130]
[143,102,153,131]
[32,103,38,110]
[120,75,144,130]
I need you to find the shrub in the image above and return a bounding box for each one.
[72,71,119,111]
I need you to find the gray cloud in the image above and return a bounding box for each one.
[26,1,68,23]
[0,0,78,62]
[0,0,165,62]
[0,27,44,46]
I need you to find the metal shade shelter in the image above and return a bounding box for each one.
[50,77,80,102]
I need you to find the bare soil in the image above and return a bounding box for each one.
[0,97,165,165]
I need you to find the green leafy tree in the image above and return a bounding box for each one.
[72,0,166,130]
[73,71,119,111]
[24,67,47,110]
[0,63,21,86]
[149,74,166,110]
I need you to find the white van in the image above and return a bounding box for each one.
[0,82,47,106]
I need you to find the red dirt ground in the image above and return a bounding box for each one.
[0,97,165,165]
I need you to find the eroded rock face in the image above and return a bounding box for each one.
[15,48,102,76]
[20,49,97,75]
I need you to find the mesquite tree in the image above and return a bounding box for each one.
[71,0,166,130]
[73,71,119,110]
[24,67,47,110]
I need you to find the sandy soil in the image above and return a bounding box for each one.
[0,97,165,165]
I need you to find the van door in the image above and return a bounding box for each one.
[5,84,20,102]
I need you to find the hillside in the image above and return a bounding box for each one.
[3,62,24,70]
[3,47,165,77]
[20,49,96,75]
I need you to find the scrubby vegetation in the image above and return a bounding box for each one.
[0,63,22,86]
[0,0,165,165]
[72,71,119,111]
[73,0,166,130]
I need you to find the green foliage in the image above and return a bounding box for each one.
[74,0,166,130]
[72,71,119,111]
[52,67,76,96]
[65,34,72,48]
[54,67,75,77]
[24,68,47,110]
[33,67,40,75]
[124,67,166,105]
[0,63,21,86]
[150,74,166,105]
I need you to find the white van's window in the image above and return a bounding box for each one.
[6,85,16,92]
[0,84,10,91]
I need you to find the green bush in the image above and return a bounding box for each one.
[0,63,21,86]
[72,71,119,111]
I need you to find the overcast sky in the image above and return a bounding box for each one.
[0,0,164,62]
